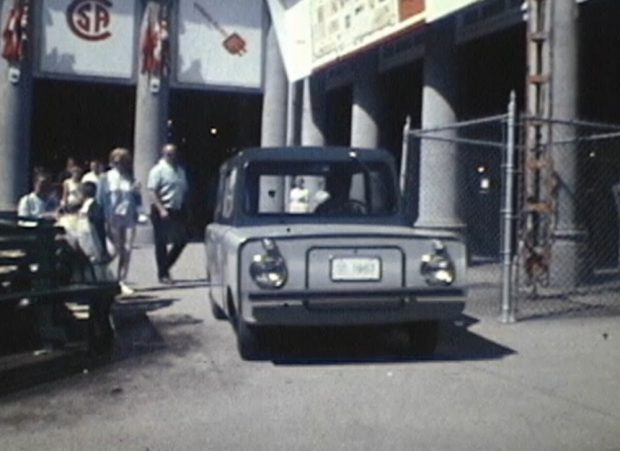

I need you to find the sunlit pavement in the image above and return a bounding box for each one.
[0,242,619,451]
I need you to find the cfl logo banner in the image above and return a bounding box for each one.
[67,0,112,41]
[39,0,137,80]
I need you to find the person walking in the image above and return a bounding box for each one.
[147,143,189,284]
[99,148,141,294]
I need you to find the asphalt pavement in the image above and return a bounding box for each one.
[0,242,619,450]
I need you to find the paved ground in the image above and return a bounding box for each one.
[0,243,619,450]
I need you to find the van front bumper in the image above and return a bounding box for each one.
[243,287,467,326]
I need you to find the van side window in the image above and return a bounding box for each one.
[221,167,238,220]
[213,168,227,222]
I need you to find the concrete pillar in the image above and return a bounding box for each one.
[286,81,300,146]
[549,0,587,285]
[259,19,288,212]
[133,0,169,242]
[260,20,287,147]
[301,75,326,146]
[415,19,464,233]
[0,0,33,210]
[350,56,381,149]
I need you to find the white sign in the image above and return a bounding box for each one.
[39,0,137,80]
[267,0,488,81]
[309,0,426,69]
[176,0,263,90]
[265,0,313,82]
[427,0,482,21]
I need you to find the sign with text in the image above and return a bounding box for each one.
[39,0,137,79]
[267,0,486,81]
[310,0,426,69]
[176,0,263,90]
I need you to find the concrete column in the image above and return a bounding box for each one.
[350,56,381,149]
[259,19,288,212]
[300,75,325,146]
[260,20,287,147]
[415,19,464,233]
[133,0,169,242]
[550,0,587,284]
[0,0,33,210]
[286,81,300,146]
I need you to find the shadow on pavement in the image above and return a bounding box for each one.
[136,279,210,293]
[111,299,174,361]
[263,315,515,365]
[0,296,181,396]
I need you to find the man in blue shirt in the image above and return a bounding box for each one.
[147,144,189,284]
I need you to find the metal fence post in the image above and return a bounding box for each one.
[500,91,517,323]
[399,115,411,195]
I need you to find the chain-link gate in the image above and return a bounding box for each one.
[403,112,510,319]
[515,117,620,319]
[403,99,620,321]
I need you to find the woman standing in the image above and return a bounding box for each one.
[99,148,141,295]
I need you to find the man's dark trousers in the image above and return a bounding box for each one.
[151,206,188,280]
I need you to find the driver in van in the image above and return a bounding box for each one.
[314,173,358,215]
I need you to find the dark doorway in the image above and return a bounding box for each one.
[31,79,135,176]
[380,62,423,222]
[380,61,423,159]
[325,85,352,146]
[458,24,526,119]
[458,25,526,258]
[168,90,261,236]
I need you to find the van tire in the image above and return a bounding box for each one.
[210,297,227,320]
[236,317,262,361]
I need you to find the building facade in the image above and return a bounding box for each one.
[1,0,618,258]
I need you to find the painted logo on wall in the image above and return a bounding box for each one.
[66,0,112,41]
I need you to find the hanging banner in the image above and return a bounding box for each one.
[265,0,313,82]
[39,0,137,80]
[176,0,263,90]
[267,0,487,81]
[310,0,426,70]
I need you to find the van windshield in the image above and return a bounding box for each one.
[244,160,399,217]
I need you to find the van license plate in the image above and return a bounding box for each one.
[331,257,381,281]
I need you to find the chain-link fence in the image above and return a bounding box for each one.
[515,118,620,319]
[404,105,620,321]
[404,113,509,319]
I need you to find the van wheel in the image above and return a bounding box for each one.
[236,317,262,361]
[407,321,439,357]
[210,297,227,320]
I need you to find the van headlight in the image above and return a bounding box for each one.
[250,238,288,289]
[420,240,456,286]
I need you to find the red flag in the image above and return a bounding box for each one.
[141,18,155,74]
[1,8,19,61]
[2,3,28,63]
[16,4,28,61]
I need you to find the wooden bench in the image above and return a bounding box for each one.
[0,215,120,356]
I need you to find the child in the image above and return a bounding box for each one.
[77,181,111,267]
[61,164,84,213]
